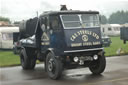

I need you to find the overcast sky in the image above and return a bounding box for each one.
[0,0,128,21]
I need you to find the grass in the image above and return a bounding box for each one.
[0,51,20,67]
[0,36,128,67]
[104,37,128,56]
[104,36,128,56]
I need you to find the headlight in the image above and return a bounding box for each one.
[74,57,79,62]
[93,55,98,60]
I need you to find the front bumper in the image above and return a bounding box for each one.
[64,48,103,53]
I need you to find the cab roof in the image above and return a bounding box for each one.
[40,10,99,17]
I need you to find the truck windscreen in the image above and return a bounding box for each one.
[61,14,100,29]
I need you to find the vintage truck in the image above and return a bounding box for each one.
[18,10,106,79]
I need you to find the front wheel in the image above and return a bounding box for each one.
[46,52,63,80]
[89,55,106,75]
[20,48,36,70]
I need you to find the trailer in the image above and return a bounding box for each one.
[18,10,106,80]
[0,27,19,49]
[101,24,121,36]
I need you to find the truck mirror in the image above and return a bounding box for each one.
[99,15,101,22]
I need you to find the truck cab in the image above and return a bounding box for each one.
[19,10,106,80]
[38,11,102,54]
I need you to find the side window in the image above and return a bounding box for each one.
[50,16,60,30]
[40,17,49,31]
[2,33,13,40]
[40,17,45,31]
[108,27,112,31]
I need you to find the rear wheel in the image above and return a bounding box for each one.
[89,55,106,74]
[20,48,36,70]
[46,52,63,80]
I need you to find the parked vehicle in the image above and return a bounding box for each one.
[0,27,19,49]
[120,26,128,44]
[101,33,111,47]
[101,24,121,36]
[18,10,106,80]
[13,32,20,54]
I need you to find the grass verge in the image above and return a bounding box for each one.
[0,51,20,67]
[104,36,128,56]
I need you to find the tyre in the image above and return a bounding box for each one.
[20,48,36,70]
[89,55,106,74]
[46,52,63,80]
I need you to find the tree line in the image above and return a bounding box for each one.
[0,16,10,22]
[101,10,128,24]
[0,10,128,24]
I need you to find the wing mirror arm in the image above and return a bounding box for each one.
[99,15,101,22]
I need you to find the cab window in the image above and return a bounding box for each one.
[61,15,81,28]
[50,16,60,30]
[61,14,100,29]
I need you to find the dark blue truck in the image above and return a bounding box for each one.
[18,10,106,80]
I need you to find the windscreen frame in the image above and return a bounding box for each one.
[60,13,100,29]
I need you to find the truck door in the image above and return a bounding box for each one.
[49,15,63,49]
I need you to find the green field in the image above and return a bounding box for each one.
[0,36,128,67]
[0,51,20,67]
[104,37,128,56]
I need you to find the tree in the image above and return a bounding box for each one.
[0,16,10,23]
[14,21,20,24]
[108,10,128,24]
[101,15,108,24]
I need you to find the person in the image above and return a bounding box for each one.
[60,5,67,11]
